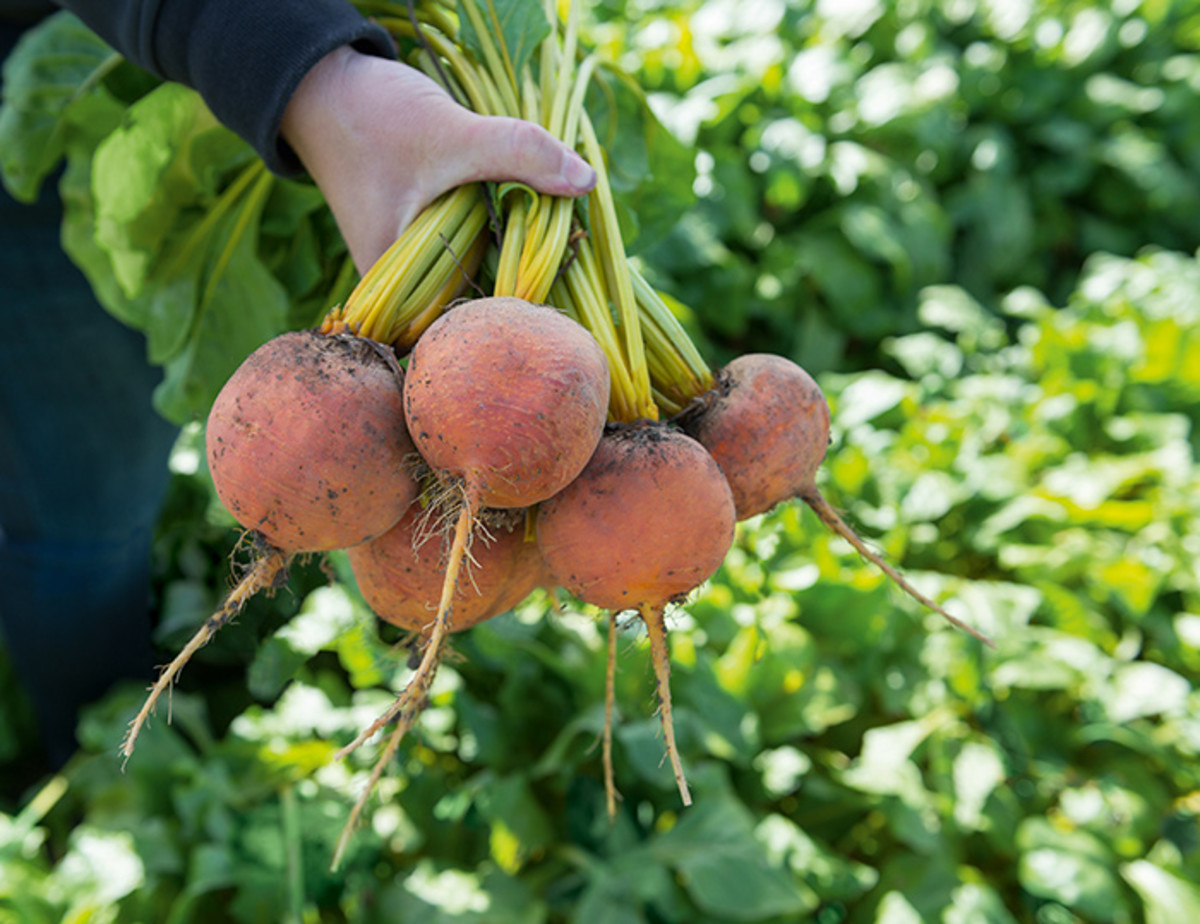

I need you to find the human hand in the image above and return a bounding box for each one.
[280,45,597,274]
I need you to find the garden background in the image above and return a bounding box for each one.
[2,0,1200,921]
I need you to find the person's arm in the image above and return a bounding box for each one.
[55,0,596,271]
[55,0,394,175]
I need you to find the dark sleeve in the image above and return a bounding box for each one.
[53,0,396,175]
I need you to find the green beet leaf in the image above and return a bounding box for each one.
[0,11,121,202]
[455,0,550,95]
[586,64,696,253]
[151,181,290,423]
[649,795,811,921]
[89,82,253,305]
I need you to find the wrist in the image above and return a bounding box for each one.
[280,44,361,172]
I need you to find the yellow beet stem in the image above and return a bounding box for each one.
[496,191,565,305]
[509,54,598,302]
[641,314,695,408]
[471,59,512,117]
[500,20,597,304]
[494,195,529,297]
[538,10,556,126]
[404,200,488,302]
[392,225,489,349]
[417,2,461,42]
[390,13,511,117]
[512,40,649,422]
[151,160,266,297]
[650,386,685,419]
[545,0,582,138]
[380,193,487,332]
[515,44,598,297]
[379,16,501,115]
[632,267,713,389]
[325,185,486,342]
[633,268,715,410]
[327,196,448,328]
[201,168,275,314]
[412,54,469,109]
[485,0,523,106]
[579,113,656,421]
[512,197,570,303]
[554,241,639,421]
[562,55,597,151]
[553,287,583,326]
[521,70,540,124]
[525,192,553,251]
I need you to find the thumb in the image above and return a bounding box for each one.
[384,108,599,263]
[449,113,597,198]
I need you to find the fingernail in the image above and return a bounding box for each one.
[562,152,597,192]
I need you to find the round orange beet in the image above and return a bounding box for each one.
[536,422,736,612]
[403,297,610,509]
[206,330,418,551]
[349,506,545,637]
[686,353,830,520]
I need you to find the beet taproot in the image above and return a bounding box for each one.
[537,421,736,805]
[123,329,420,762]
[686,353,992,647]
[332,297,610,860]
[349,505,546,640]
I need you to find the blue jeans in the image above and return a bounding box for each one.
[0,159,179,766]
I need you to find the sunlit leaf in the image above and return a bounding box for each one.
[1122,860,1200,924]
[51,827,144,908]
[1096,661,1191,724]
[1017,818,1129,922]
[952,739,1008,831]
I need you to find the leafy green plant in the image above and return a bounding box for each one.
[597,0,1200,375]
[3,2,1200,922]
[4,249,1198,922]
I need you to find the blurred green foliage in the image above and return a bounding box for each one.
[5,243,1199,924]
[3,1,1200,922]
[596,0,1200,375]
